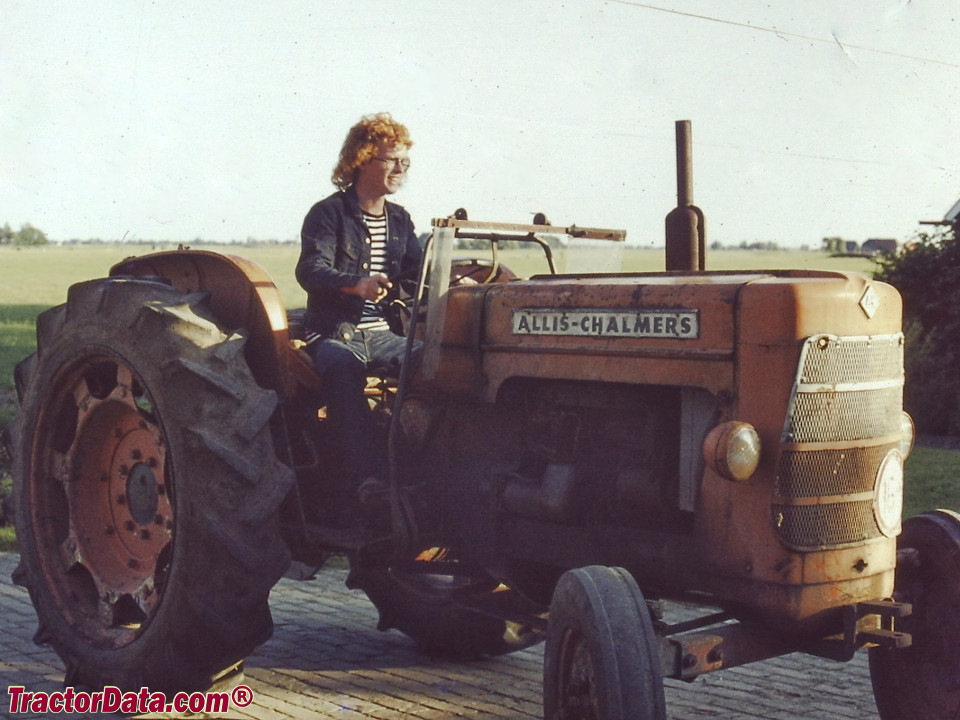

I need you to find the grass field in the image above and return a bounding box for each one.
[0,243,956,551]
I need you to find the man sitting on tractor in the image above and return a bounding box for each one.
[296,112,423,504]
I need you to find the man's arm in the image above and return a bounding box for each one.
[295,202,364,293]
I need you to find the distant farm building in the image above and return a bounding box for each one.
[920,196,960,237]
[946,197,960,229]
[862,238,899,256]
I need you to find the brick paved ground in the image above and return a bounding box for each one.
[0,552,882,720]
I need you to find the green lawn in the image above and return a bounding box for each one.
[903,445,960,519]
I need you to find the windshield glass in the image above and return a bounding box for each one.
[558,236,625,275]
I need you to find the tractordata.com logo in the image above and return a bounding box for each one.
[6,684,254,714]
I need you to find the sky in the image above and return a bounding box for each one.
[3,0,959,248]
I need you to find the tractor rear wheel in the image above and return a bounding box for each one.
[11,277,293,693]
[543,565,666,720]
[347,547,545,659]
[869,510,960,720]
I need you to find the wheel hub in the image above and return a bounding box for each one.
[559,630,600,719]
[70,392,173,596]
[126,462,160,527]
[30,358,174,645]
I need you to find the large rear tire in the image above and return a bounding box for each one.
[544,565,666,720]
[11,277,293,693]
[869,510,960,720]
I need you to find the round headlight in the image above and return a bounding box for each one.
[703,421,761,482]
[874,448,904,538]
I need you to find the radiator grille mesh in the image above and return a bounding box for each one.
[776,444,896,498]
[799,334,903,386]
[772,501,876,550]
[784,388,902,443]
[773,333,904,551]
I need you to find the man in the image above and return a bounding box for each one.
[296,112,422,501]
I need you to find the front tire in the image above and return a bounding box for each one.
[544,565,666,720]
[869,510,960,720]
[11,277,293,693]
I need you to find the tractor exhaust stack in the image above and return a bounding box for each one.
[665,120,706,271]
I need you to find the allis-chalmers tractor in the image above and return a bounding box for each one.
[7,123,960,720]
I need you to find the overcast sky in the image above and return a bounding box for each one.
[3,1,959,247]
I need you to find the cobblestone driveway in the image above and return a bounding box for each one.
[0,552,881,719]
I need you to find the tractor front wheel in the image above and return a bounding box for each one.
[543,565,666,720]
[869,510,960,720]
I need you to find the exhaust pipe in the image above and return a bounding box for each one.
[665,120,706,271]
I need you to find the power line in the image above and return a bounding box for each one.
[608,0,960,69]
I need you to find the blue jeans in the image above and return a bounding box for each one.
[308,329,420,485]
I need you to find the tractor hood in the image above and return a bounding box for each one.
[428,269,901,402]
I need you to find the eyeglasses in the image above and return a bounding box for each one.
[372,156,411,171]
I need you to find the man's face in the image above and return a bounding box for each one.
[356,141,410,197]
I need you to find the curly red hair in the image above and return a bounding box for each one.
[332,112,412,190]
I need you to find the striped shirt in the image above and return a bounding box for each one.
[358,211,390,332]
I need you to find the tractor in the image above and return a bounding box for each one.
[7,123,960,719]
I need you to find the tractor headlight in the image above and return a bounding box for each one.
[899,411,915,460]
[874,449,904,538]
[703,421,761,482]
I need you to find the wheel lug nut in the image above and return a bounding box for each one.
[117,494,126,505]
[131,449,142,460]
[125,520,136,532]
[139,529,151,540]
[154,514,164,525]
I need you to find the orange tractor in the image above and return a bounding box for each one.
[7,124,959,719]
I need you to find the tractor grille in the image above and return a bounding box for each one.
[773,500,878,549]
[784,389,903,443]
[797,333,903,386]
[773,333,903,551]
[775,444,896,498]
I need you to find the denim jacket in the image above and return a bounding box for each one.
[296,186,422,339]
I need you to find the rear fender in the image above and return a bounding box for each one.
[110,249,310,400]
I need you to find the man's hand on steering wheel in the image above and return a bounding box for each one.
[343,273,393,303]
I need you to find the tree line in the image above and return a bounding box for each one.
[1,223,48,246]
[875,226,960,435]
